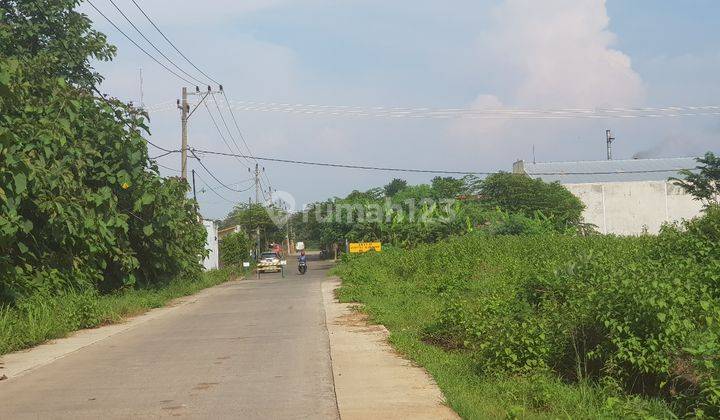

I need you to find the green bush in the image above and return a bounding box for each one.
[220,231,251,266]
[0,1,207,302]
[335,211,720,417]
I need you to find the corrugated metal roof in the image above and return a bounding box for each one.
[519,157,698,184]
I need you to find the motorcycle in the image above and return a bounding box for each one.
[298,259,308,275]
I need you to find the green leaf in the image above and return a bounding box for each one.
[141,192,155,205]
[14,173,27,194]
[143,225,154,237]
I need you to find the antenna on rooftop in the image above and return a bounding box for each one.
[532,144,536,164]
[606,129,615,160]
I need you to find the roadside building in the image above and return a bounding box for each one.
[218,225,242,241]
[202,220,219,271]
[512,157,702,235]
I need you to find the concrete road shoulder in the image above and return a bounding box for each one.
[322,277,459,420]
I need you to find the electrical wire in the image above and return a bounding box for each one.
[147,98,720,121]
[224,100,720,117]
[193,171,237,204]
[220,91,257,162]
[210,93,253,166]
[144,138,176,153]
[190,147,694,176]
[190,149,255,193]
[105,0,207,86]
[218,91,276,196]
[191,148,494,175]
[150,150,181,159]
[128,0,221,86]
[155,162,181,173]
[85,0,195,85]
[202,101,251,169]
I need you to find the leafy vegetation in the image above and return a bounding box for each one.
[0,0,214,352]
[220,231,252,266]
[290,174,586,250]
[334,208,720,418]
[672,152,720,208]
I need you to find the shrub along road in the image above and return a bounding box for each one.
[0,263,339,419]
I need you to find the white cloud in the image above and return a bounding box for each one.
[449,0,647,163]
[475,0,644,108]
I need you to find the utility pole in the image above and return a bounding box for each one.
[191,169,197,202]
[254,163,261,204]
[606,129,615,160]
[178,85,221,181]
[179,87,189,180]
[253,163,261,278]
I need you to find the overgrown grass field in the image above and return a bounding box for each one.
[333,209,720,419]
[0,266,242,356]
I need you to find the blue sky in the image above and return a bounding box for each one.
[82,0,720,219]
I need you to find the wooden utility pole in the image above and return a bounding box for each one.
[254,163,260,204]
[254,163,261,279]
[179,86,219,180]
[179,87,189,180]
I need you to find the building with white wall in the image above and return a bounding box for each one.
[513,157,703,235]
[202,220,219,271]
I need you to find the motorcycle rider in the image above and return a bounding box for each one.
[298,250,308,273]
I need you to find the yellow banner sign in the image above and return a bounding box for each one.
[349,242,382,253]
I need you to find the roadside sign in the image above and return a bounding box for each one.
[349,242,382,253]
[243,262,250,268]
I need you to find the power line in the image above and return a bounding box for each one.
[193,171,236,204]
[220,91,257,162]
[217,91,277,196]
[217,90,276,195]
[191,148,494,175]
[224,101,720,117]
[85,0,195,85]
[190,149,255,193]
[150,150,180,159]
[155,162,181,173]
[190,147,694,176]
[145,138,176,153]
[210,93,253,166]
[202,101,251,169]
[105,0,207,86]
[128,0,221,86]
[148,99,720,121]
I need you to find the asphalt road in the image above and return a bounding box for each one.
[0,259,339,419]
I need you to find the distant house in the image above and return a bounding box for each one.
[218,225,242,241]
[512,157,703,235]
[202,220,219,271]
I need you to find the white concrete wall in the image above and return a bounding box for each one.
[564,181,703,235]
[202,220,219,271]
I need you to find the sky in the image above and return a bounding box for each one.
[80,0,720,219]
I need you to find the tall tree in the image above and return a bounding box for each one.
[431,176,465,199]
[0,0,116,87]
[384,178,408,197]
[0,0,206,301]
[480,173,585,230]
